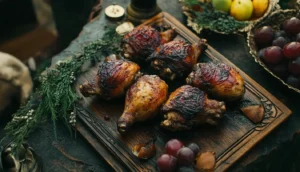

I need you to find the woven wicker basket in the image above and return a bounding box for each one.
[247,6,300,93]
[181,0,280,34]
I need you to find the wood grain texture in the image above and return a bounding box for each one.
[75,12,292,172]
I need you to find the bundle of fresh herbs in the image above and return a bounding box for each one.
[2,27,122,152]
[182,0,249,34]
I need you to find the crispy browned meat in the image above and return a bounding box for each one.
[147,40,207,80]
[118,75,168,133]
[79,55,141,100]
[121,26,176,62]
[161,85,226,131]
[186,63,245,101]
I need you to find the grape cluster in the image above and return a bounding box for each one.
[254,17,300,89]
[157,139,200,172]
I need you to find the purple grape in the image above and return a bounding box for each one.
[283,17,300,35]
[283,42,300,60]
[272,37,289,48]
[157,154,178,172]
[187,143,200,156]
[269,62,289,78]
[285,36,292,43]
[254,26,274,48]
[288,57,300,76]
[177,147,195,166]
[262,46,283,64]
[274,31,288,39]
[286,75,300,88]
[165,139,184,157]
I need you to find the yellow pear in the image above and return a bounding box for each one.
[253,0,269,18]
[230,0,253,21]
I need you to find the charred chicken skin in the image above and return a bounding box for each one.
[161,85,226,131]
[186,63,245,102]
[147,40,207,80]
[118,75,168,133]
[79,55,141,100]
[121,26,176,62]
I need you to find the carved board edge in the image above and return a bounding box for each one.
[75,120,127,172]
[76,106,153,171]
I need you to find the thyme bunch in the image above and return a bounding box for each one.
[3,27,122,151]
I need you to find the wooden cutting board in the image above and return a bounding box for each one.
[74,12,292,172]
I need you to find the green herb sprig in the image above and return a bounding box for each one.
[182,0,249,34]
[3,27,122,151]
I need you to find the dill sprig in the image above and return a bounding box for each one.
[182,0,249,34]
[3,27,122,151]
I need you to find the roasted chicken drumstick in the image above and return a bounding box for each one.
[161,85,226,131]
[79,55,141,100]
[121,26,176,62]
[118,75,168,133]
[147,40,206,80]
[186,63,245,102]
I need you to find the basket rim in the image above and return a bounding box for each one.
[181,0,280,34]
[247,8,300,94]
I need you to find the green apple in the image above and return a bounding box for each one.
[212,0,232,13]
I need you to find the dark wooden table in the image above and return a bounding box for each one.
[1,0,300,171]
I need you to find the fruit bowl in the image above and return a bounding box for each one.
[247,8,300,93]
[180,0,280,34]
